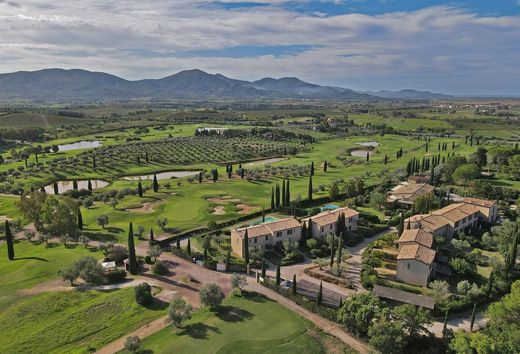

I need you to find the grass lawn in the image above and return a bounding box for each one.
[0,241,101,306]
[119,293,355,354]
[0,287,167,354]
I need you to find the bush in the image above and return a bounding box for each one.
[310,248,326,258]
[106,269,127,284]
[306,238,318,249]
[152,261,169,275]
[199,283,224,309]
[134,282,153,306]
[144,255,152,264]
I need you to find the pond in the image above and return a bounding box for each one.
[58,140,102,151]
[122,170,201,181]
[356,141,379,147]
[44,179,109,194]
[350,149,374,157]
[244,157,286,166]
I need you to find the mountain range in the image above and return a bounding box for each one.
[0,68,452,102]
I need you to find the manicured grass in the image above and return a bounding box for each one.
[0,194,22,219]
[0,241,101,305]
[0,287,167,354]
[120,293,355,354]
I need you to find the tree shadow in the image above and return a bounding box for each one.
[107,226,124,234]
[180,322,220,339]
[243,292,268,303]
[215,306,254,323]
[81,231,118,242]
[141,273,199,292]
[144,297,169,311]
[14,256,49,262]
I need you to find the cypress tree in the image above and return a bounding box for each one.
[243,230,249,264]
[398,213,405,236]
[240,168,245,179]
[281,179,286,207]
[5,221,14,260]
[77,209,83,230]
[145,152,149,163]
[149,228,155,245]
[308,175,313,201]
[338,297,343,308]
[138,182,143,197]
[486,271,494,297]
[292,274,297,295]
[187,238,191,255]
[276,263,281,287]
[285,179,290,206]
[199,172,203,184]
[384,155,388,165]
[87,180,92,191]
[92,154,96,169]
[24,158,27,168]
[128,223,137,275]
[329,235,335,267]
[137,155,141,164]
[73,180,78,190]
[366,152,370,162]
[35,152,38,163]
[470,302,477,331]
[271,187,275,210]
[317,282,323,305]
[262,206,265,222]
[176,235,181,250]
[153,174,159,192]
[323,160,328,172]
[429,165,435,185]
[275,183,280,208]
[300,223,307,247]
[261,260,266,279]
[53,181,59,195]
[310,161,314,176]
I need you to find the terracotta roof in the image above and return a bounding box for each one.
[432,203,478,223]
[397,244,436,265]
[463,197,496,208]
[398,229,433,248]
[417,215,450,232]
[387,183,434,204]
[235,218,300,239]
[307,207,359,226]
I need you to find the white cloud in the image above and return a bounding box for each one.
[0,1,518,94]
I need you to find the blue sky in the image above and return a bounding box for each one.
[0,0,519,95]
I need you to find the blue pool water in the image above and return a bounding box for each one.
[249,216,279,226]
[320,204,339,212]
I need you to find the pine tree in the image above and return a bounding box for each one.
[77,209,83,230]
[243,230,249,264]
[292,274,297,295]
[276,263,281,287]
[5,221,14,260]
[308,175,313,201]
[153,174,159,192]
[128,223,137,275]
[138,182,143,197]
[317,281,323,305]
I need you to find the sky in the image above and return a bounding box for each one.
[0,0,519,95]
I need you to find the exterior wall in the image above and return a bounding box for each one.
[270,227,302,247]
[310,216,359,242]
[473,204,497,223]
[231,230,244,257]
[231,226,302,259]
[450,212,479,235]
[396,259,432,287]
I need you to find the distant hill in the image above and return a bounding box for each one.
[0,68,450,102]
[363,89,453,100]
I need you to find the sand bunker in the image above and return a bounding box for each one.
[126,200,164,214]
[212,206,226,215]
[236,204,257,214]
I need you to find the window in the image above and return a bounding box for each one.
[287,229,293,235]
[265,236,269,241]
[349,217,352,222]
[407,263,410,270]
[254,238,257,243]
[320,227,324,232]
[330,224,333,230]
[276,232,282,238]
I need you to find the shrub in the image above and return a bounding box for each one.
[144,255,152,264]
[199,283,224,309]
[310,248,326,258]
[135,282,153,306]
[106,269,127,283]
[152,261,169,275]
[306,238,318,249]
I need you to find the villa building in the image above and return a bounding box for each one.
[302,207,359,241]
[386,182,435,209]
[462,197,498,223]
[396,243,437,287]
[231,218,301,258]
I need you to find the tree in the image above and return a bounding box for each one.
[261,260,266,278]
[308,175,313,201]
[75,256,105,284]
[124,336,141,354]
[281,179,286,207]
[276,263,281,287]
[369,192,385,211]
[445,155,468,181]
[77,209,83,230]
[59,264,79,285]
[135,282,153,305]
[310,161,314,176]
[230,273,247,294]
[292,274,297,295]
[368,318,407,354]
[187,238,191,255]
[148,244,162,262]
[392,304,433,337]
[338,293,382,337]
[270,187,275,210]
[397,213,405,237]
[5,220,14,260]
[176,235,181,250]
[153,173,159,192]
[97,215,109,229]
[323,160,328,172]
[453,163,481,187]
[137,182,143,197]
[78,235,90,248]
[149,227,155,245]
[243,229,249,264]
[199,283,224,310]
[53,181,59,195]
[128,223,138,275]
[329,183,338,200]
[168,298,192,329]
[40,196,79,237]
[285,178,290,205]
[275,183,280,208]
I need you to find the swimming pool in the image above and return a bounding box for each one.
[320,204,339,212]
[249,216,279,226]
